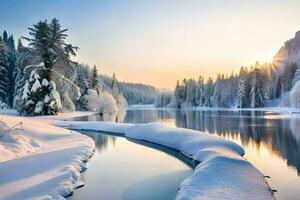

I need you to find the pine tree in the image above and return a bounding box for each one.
[204,77,214,107]
[0,40,9,103]
[16,18,78,115]
[195,76,205,106]
[211,74,222,107]
[250,68,267,108]
[237,71,251,108]
[111,73,119,97]
[185,79,196,106]
[174,80,187,108]
[7,35,17,107]
[91,65,99,91]
[3,31,8,43]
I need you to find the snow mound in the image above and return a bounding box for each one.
[0,121,40,162]
[0,116,95,200]
[55,121,274,200]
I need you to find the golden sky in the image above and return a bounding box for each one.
[2,0,300,89]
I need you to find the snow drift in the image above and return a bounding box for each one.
[0,116,95,200]
[55,121,274,200]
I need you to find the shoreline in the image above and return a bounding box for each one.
[55,120,275,200]
[0,113,96,200]
[0,110,276,200]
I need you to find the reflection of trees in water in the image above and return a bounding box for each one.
[77,109,300,173]
[174,110,300,173]
[86,133,117,152]
[74,110,127,122]
[124,109,175,124]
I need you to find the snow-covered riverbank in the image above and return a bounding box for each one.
[0,110,275,200]
[55,121,275,200]
[128,104,300,115]
[0,112,95,200]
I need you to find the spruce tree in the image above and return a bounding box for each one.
[7,35,17,107]
[204,77,213,107]
[250,68,267,108]
[16,18,78,115]
[91,65,99,91]
[0,40,9,103]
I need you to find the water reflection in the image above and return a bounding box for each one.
[69,131,193,200]
[73,109,300,173]
[71,109,300,200]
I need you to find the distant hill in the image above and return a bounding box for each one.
[99,75,158,105]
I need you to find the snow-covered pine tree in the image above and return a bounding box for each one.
[110,73,127,107]
[195,76,205,106]
[91,65,99,92]
[111,73,119,97]
[185,79,196,106]
[238,77,247,108]
[174,80,186,108]
[211,74,222,107]
[16,18,78,115]
[14,39,36,108]
[238,67,249,108]
[250,68,268,108]
[204,77,214,107]
[75,64,91,94]
[0,39,9,104]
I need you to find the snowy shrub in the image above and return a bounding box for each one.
[290,81,300,108]
[98,92,118,113]
[85,89,117,113]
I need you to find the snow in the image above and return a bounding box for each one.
[21,81,30,100]
[55,121,274,200]
[0,114,95,200]
[31,79,42,92]
[34,101,44,114]
[290,80,300,108]
[42,78,49,87]
[29,69,40,82]
[85,89,117,113]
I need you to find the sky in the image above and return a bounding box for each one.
[1,0,300,89]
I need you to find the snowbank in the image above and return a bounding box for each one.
[0,115,95,200]
[55,121,274,200]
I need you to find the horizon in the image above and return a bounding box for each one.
[1,0,300,89]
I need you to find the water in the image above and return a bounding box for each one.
[73,108,300,200]
[69,131,194,200]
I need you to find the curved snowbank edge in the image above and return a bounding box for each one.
[54,121,275,200]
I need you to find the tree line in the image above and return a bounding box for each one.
[156,61,300,108]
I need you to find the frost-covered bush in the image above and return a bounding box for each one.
[290,81,300,108]
[85,89,117,113]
